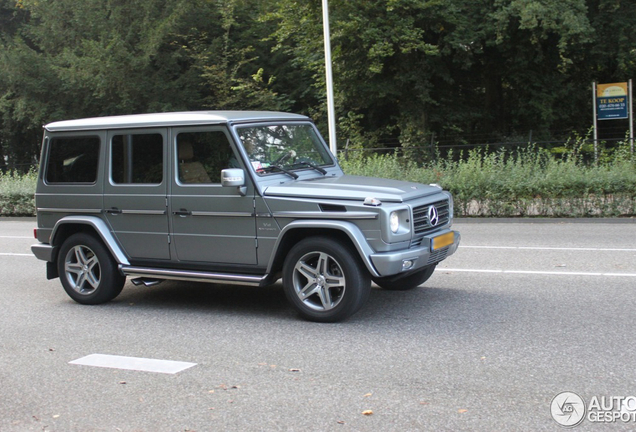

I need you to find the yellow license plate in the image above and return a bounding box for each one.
[431,232,454,251]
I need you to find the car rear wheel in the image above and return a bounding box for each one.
[283,237,371,322]
[57,233,125,304]
[373,264,436,291]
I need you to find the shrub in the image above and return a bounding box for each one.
[0,169,37,216]
[2,143,636,218]
[340,140,636,217]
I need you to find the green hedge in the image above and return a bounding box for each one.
[0,170,37,216]
[2,145,636,218]
[340,144,636,217]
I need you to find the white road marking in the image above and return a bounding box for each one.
[70,354,197,374]
[460,245,636,252]
[0,235,32,239]
[0,253,33,256]
[440,268,636,277]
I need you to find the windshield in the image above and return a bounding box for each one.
[236,124,334,175]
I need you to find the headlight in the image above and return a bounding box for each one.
[390,211,399,233]
[445,191,454,221]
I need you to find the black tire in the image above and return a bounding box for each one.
[373,264,436,291]
[57,233,126,305]
[282,237,371,322]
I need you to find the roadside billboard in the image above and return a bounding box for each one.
[597,82,629,120]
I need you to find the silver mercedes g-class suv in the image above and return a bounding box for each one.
[31,111,460,322]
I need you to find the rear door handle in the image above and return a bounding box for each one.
[173,208,191,216]
[105,207,122,215]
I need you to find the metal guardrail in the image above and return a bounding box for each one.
[338,137,635,162]
[0,162,39,173]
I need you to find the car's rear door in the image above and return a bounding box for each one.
[103,128,171,261]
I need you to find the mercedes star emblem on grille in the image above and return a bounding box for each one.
[428,205,439,226]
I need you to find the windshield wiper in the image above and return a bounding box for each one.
[291,161,327,175]
[260,164,299,179]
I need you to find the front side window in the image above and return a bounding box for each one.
[236,124,334,175]
[45,136,100,184]
[176,131,234,184]
[111,133,163,184]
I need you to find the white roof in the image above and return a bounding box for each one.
[44,111,310,132]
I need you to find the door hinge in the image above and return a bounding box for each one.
[168,235,171,244]
[255,238,258,248]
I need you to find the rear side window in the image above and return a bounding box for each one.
[111,133,163,184]
[45,136,100,184]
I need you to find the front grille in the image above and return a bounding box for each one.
[427,248,449,265]
[412,200,450,236]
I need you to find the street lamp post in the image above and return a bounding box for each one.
[321,0,337,157]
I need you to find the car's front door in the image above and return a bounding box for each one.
[169,127,257,265]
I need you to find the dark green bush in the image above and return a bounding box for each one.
[0,170,37,216]
[340,141,636,217]
[2,143,636,218]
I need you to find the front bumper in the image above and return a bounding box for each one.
[369,230,460,276]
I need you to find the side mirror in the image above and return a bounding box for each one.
[221,168,247,196]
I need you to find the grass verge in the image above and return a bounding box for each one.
[0,169,37,216]
[2,141,635,217]
[340,142,636,217]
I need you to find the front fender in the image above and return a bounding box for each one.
[266,219,380,277]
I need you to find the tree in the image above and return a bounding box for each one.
[266,0,605,146]
[1,0,635,166]
[0,0,288,169]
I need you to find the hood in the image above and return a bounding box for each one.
[263,175,442,203]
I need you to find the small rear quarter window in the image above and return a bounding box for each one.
[45,136,100,184]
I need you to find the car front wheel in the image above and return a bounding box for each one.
[283,237,371,322]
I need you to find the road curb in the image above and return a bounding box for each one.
[455,217,636,224]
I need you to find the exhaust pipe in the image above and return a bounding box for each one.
[131,278,163,287]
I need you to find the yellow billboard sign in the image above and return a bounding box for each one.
[597,82,628,120]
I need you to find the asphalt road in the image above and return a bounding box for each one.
[1,218,636,431]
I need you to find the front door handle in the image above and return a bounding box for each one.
[105,207,122,215]
[173,208,191,216]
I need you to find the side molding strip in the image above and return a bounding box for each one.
[273,211,377,220]
[190,211,254,217]
[38,208,102,214]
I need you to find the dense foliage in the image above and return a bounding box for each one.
[341,139,636,217]
[2,140,634,217]
[341,142,636,217]
[0,168,36,215]
[1,0,635,169]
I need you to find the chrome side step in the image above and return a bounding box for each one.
[121,266,268,287]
